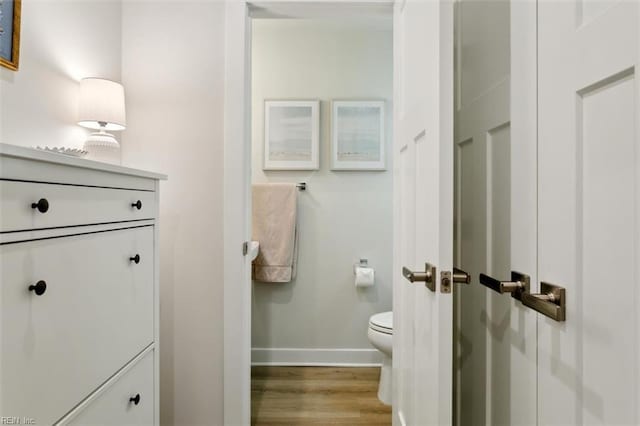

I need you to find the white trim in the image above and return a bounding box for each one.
[223,2,252,426]
[251,348,382,366]
[253,362,383,367]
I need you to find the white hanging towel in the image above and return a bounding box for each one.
[252,183,298,283]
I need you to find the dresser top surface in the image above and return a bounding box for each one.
[0,143,167,181]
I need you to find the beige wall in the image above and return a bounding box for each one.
[0,0,122,150]
[121,1,226,425]
[251,19,393,361]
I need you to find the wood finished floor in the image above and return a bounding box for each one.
[251,366,392,425]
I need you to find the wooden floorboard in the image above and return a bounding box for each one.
[251,366,392,425]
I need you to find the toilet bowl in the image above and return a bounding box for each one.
[367,311,392,405]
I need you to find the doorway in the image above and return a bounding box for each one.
[224,3,397,424]
[249,15,394,425]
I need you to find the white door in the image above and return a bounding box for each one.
[537,1,639,424]
[454,0,538,424]
[393,1,454,425]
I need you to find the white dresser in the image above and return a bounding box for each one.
[0,144,166,425]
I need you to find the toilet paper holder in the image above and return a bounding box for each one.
[354,259,370,274]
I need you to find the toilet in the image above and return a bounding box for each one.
[367,311,393,405]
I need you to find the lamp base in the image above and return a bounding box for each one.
[83,129,121,165]
[83,131,120,150]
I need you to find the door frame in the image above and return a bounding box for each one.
[509,0,538,423]
[223,3,252,425]
[223,2,394,424]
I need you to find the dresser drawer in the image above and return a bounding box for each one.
[0,180,156,232]
[0,226,154,425]
[62,349,155,426]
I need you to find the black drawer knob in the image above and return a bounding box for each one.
[31,198,49,213]
[129,393,141,405]
[131,200,142,210]
[28,280,47,296]
[130,254,141,264]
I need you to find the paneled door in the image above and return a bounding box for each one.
[537,1,639,424]
[454,0,538,425]
[393,0,454,425]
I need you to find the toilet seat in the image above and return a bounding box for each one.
[369,311,393,335]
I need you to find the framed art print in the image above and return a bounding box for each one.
[264,100,320,170]
[331,100,385,171]
[0,0,21,71]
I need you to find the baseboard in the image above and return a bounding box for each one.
[251,347,382,367]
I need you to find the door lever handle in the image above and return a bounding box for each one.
[478,271,530,301]
[402,263,437,292]
[522,282,566,322]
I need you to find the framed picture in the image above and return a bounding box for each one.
[264,100,320,170]
[331,100,385,170]
[0,0,21,71]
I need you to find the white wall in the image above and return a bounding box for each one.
[251,19,393,364]
[120,1,226,425]
[0,0,122,150]
[1,2,226,423]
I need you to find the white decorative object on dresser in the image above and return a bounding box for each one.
[0,143,166,426]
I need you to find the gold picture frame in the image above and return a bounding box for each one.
[0,0,21,71]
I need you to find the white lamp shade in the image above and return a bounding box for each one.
[78,78,126,131]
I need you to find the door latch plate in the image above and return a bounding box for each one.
[441,271,451,294]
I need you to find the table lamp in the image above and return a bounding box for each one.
[78,78,126,150]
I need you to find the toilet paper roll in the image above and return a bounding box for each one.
[355,266,375,287]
